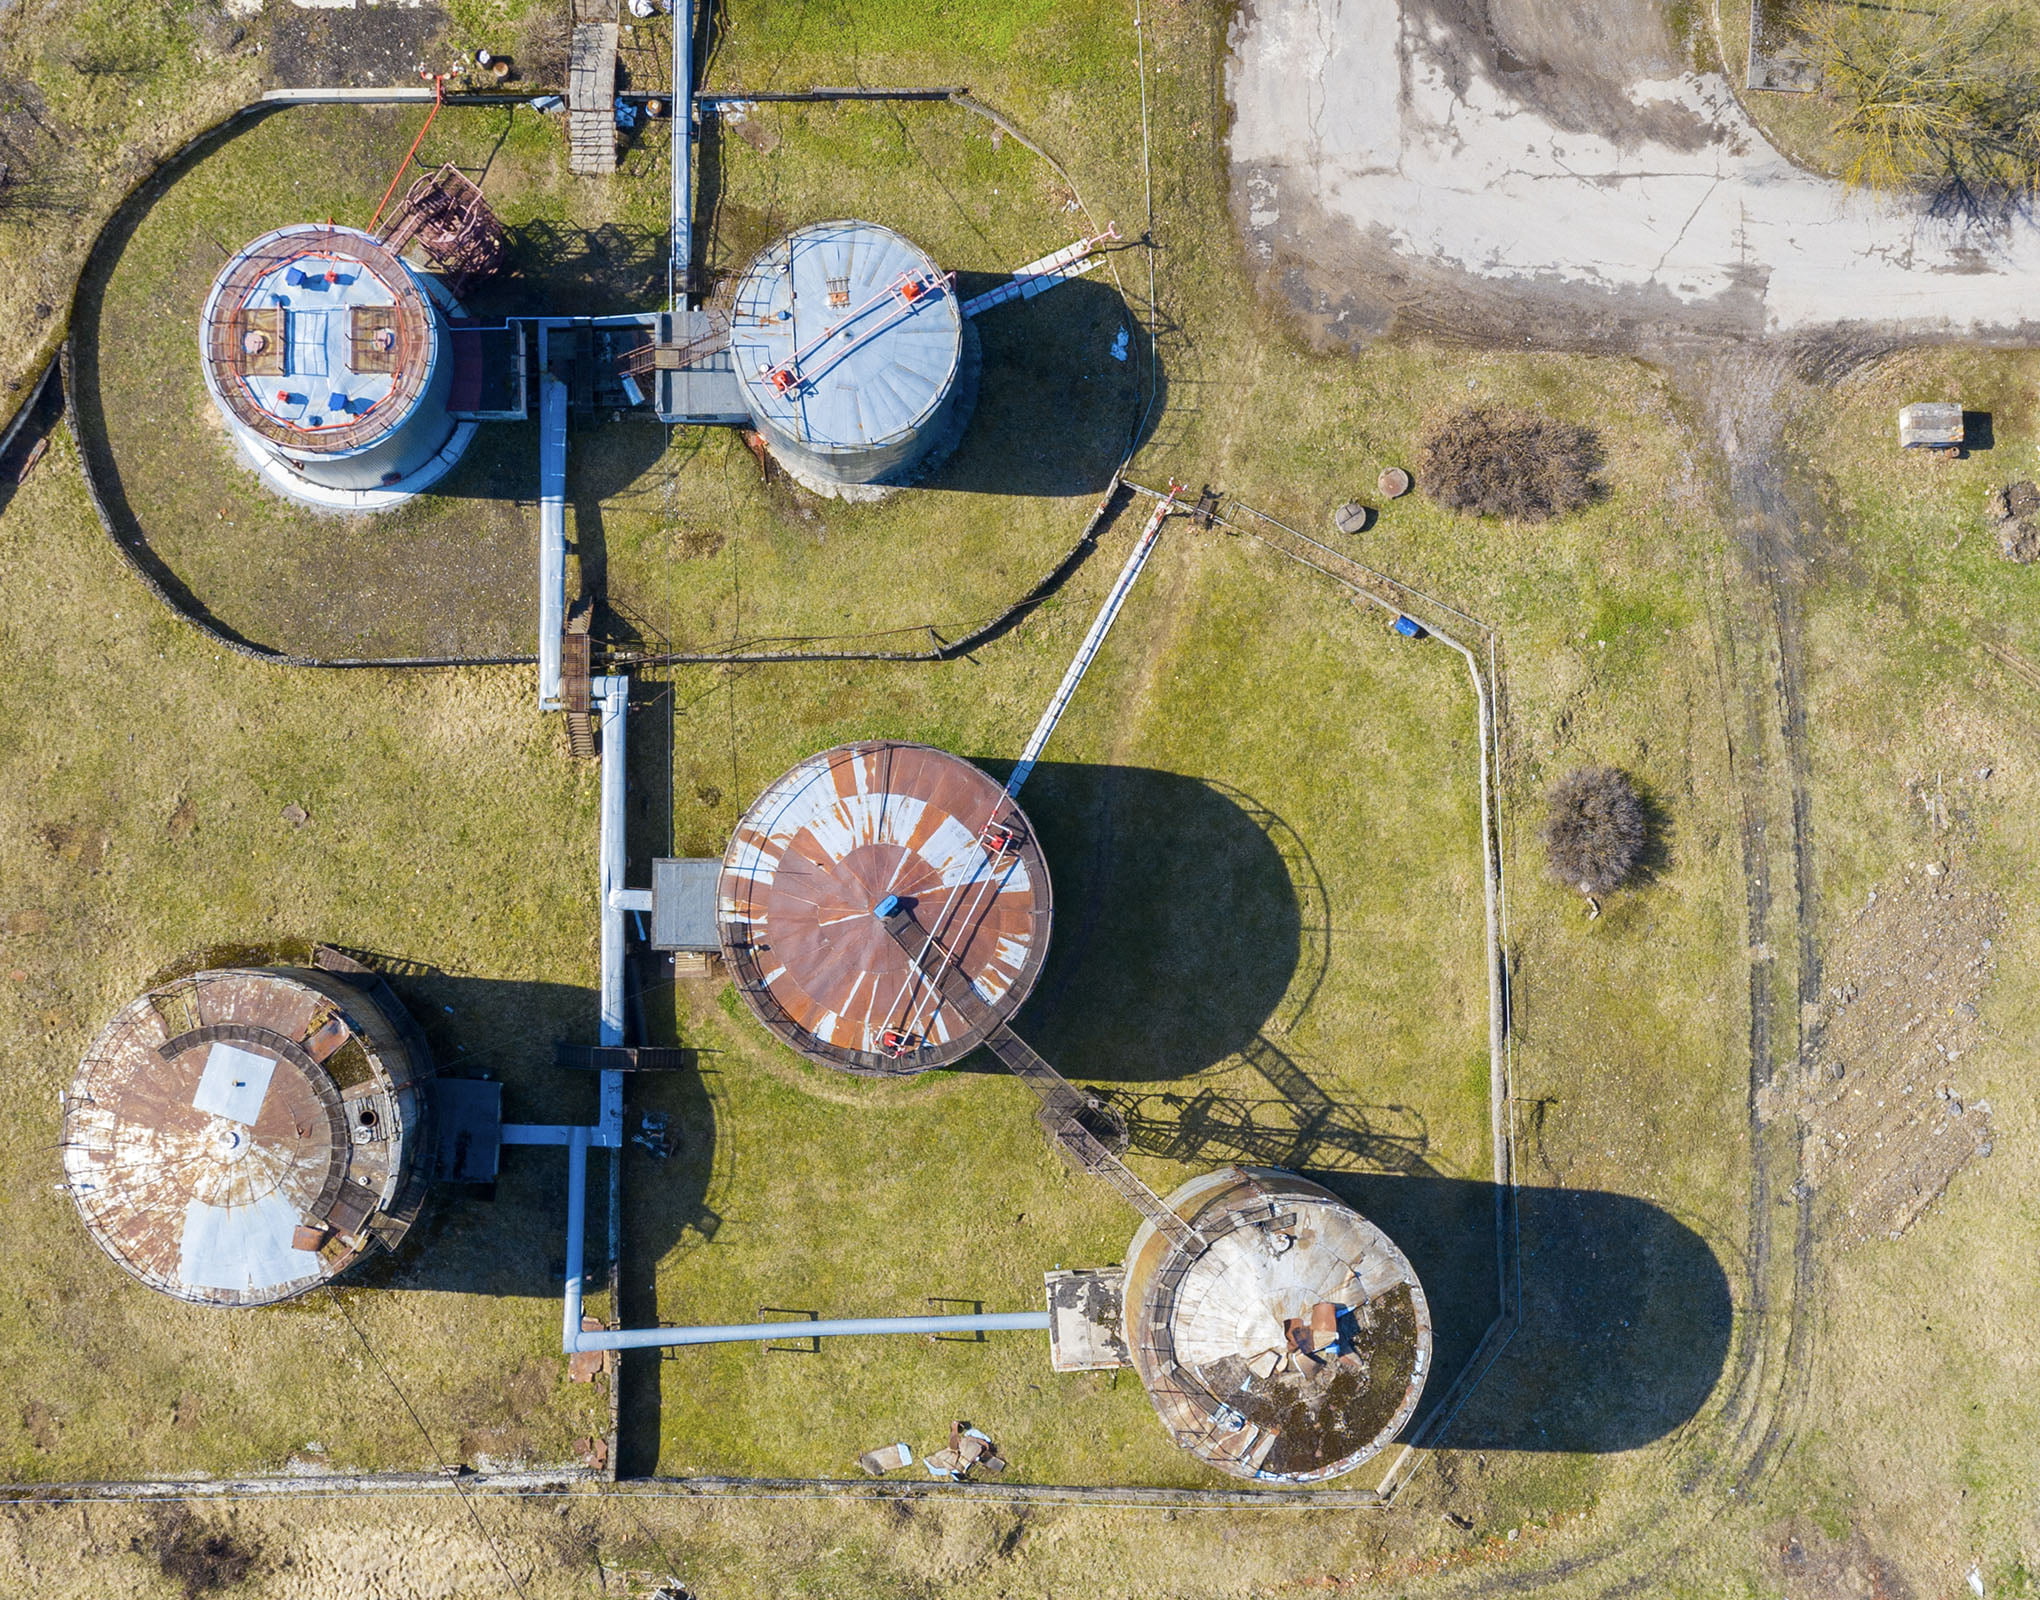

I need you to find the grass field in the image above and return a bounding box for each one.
[2,0,2040,1595]
[71,95,1139,659]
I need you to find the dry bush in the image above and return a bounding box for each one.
[1543,767,1647,895]
[1418,405,1603,522]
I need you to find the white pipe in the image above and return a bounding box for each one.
[567,1311,1051,1353]
[502,1124,580,1145]
[595,674,629,1146]
[1005,486,1174,798]
[671,0,693,306]
[537,368,569,709]
[561,1125,589,1352]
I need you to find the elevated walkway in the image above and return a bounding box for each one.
[878,902,1204,1253]
[568,16,620,176]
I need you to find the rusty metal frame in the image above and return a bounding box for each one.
[201,226,435,454]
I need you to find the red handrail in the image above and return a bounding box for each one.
[368,73,445,235]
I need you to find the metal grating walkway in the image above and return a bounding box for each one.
[568,17,620,176]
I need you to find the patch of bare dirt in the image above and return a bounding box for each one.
[1777,1524,1917,1600]
[1986,480,2040,563]
[19,1401,57,1451]
[262,5,453,91]
[134,1507,260,1600]
[1786,859,1997,1248]
[33,820,106,870]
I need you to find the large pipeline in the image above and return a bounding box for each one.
[570,1311,1049,1353]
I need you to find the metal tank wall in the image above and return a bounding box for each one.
[200,223,460,495]
[728,220,970,488]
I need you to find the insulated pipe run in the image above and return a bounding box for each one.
[594,673,628,1142]
[561,1125,590,1355]
[670,0,693,306]
[1005,482,1177,799]
[566,1311,1051,1353]
[536,368,569,709]
[596,674,629,1052]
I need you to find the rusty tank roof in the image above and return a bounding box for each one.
[717,741,1053,1074]
[61,967,430,1307]
[1122,1168,1432,1483]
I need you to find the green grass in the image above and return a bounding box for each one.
[74,96,1140,658]
[0,431,612,1477]
[638,519,1493,1482]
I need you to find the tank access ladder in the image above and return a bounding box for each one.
[615,308,729,379]
[1004,482,1181,799]
[876,901,1204,1253]
[960,224,1121,319]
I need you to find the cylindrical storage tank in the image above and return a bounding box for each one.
[200,223,467,506]
[61,965,434,1307]
[718,741,1051,1074]
[1121,1167,1432,1483]
[728,220,971,490]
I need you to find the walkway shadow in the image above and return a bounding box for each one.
[500,220,668,317]
[1100,1035,1436,1176]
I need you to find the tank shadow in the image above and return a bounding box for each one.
[924,273,1159,498]
[324,959,716,1315]
[965,763,1315,1082]
[1313,1172,1732,1455]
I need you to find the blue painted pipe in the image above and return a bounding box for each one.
[569,1311,1050,1352]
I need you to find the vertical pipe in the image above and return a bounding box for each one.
[537,358,569,709]
[596,675,629,1053]
[670,0,693,307]
[562,1124,588,1351]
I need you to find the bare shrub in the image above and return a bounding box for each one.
[1419,405,1603,522]
[1543,767,1647,895]
[135,1508,258,1599]
[518,10,573,90]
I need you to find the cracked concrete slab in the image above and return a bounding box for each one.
[1228,0,2040,349]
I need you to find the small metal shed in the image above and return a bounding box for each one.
[650,857,723,951]
[431,1077,503,1184]
[1898,401,1964,450]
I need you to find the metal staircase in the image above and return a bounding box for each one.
[568,7,620,176]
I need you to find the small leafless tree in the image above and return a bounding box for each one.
[1792,2,2040,224]
[1419,405,1603,522]
[1543,767,1648,896]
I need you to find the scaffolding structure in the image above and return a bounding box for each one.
[378,164,508,295]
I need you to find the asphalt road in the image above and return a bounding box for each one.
[1227,0,2040,349]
